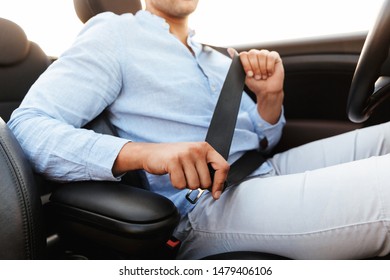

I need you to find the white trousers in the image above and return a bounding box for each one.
[175,121,390,259]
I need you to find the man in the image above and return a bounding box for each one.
[8,0,390,259]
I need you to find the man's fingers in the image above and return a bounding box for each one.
[207,148,230,200]
[196,160,212,190]
[247,50,262,80]
[239,49,281,80]
[182,160,201,190]
[227,47,238,58]
[239,52,254,78]
[168,162,187,190]
[211,168,228,199]
[267,51,281,76]
[160,142,229,200]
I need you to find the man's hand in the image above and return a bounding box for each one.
[228,48,284,125]
[113,142,229,200]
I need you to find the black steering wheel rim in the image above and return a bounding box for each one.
[347,0,390,123]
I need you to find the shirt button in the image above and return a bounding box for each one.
[260,138,269,149]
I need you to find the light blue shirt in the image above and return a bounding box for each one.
[8,11,285,215]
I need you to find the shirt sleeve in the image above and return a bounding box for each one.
[8,13,130,182]
[248,103,286,153]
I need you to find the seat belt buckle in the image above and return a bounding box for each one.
[185,188,206,204]
[185,163,216,204]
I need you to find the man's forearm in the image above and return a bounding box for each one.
[256,90,284,125]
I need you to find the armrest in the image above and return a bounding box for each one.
[47,181,180,256]
[50,113,180,257]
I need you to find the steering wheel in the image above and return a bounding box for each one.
[347,0,390,123]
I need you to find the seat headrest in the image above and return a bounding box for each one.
[73,0,143,23]
[0,18,29,66]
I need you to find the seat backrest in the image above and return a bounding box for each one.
[0,18,50,122]
[73,0,142,23]
[0,117,45,259]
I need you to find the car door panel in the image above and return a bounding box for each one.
[237,33,389,152]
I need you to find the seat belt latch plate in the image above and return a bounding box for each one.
[185,188,205,204]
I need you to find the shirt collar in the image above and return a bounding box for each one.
[136,10,203,56]
[137,10,197,39]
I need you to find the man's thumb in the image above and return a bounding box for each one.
[227,47,238,58]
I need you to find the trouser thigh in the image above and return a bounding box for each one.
[176,123,390,259]
[269,121,390,175]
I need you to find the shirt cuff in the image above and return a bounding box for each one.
[249,106,286,152]
[86,134,130,181]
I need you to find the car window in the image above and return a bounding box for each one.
[0,0,385,56]
[190,0,385,47]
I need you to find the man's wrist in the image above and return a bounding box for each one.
[256,90,284,125]
[112,142,144,176]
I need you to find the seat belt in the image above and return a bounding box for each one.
[186,53,267,204]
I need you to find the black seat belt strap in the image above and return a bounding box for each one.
[226,149,266,186]
[205,53,246,160]
[186,53,267,204]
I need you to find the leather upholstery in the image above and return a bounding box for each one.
[73,0,142,23]
[0,17,49,259]
[0,18,50,122]
[48,181,180,257]
[0,18,29,65]
[50,182,179,228]
[0,118,45,259]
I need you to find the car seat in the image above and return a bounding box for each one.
[0,118,46,259]
[0,14,179,259]
[0,0,285,260]
[0,17,49,259]
[0,18,50,122]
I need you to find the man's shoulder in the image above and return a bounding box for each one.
[75,11,137,44]
[85,11,136,28]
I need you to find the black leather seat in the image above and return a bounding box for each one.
[0,17,50,122]
[0,14,179,259]
[0,118,46,259]
[73,0,142,23]
[0,17,50,260]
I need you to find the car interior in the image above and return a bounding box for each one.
[0,0,389,260]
